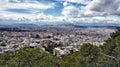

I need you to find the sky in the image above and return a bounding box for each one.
[0,0,120,25]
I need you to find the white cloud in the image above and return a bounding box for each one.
[62,6,79,17]
[62,16,120,24]
[0,0,56,23]
[0,0,55,11]
[57,0,91,4]
[63,1,68,6]
[0,10,120,24]
[84,0,120,16]
[0,11,65,23]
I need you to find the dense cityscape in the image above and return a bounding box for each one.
[0,26,115,56]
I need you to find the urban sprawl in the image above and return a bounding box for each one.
[0,26,115,56]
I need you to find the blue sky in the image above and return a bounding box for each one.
[0,0,120,24]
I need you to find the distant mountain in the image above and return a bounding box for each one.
[0,20,120,28]
[13,23,38,27]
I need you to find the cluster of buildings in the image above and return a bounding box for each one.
[0,27,115,56]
